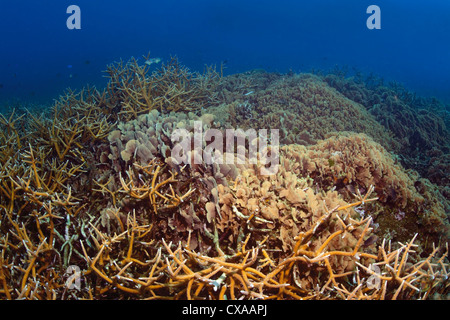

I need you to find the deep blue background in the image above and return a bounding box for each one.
[1,0,449,105]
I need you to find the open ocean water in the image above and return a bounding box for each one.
[0,0,449,105]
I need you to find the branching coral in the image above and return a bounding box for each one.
[0,89,116,300]
[27,89,114,162]
[61,189,449,300]
[104,54,223,121]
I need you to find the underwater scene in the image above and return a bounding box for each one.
[0,1,449,301]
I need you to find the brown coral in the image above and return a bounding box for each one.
[279,132,448,239]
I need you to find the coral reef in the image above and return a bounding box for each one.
[0,55,448,300]
[324,72,450,187]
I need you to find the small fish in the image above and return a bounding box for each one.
[0,83,3,89]
[144,57,161,66]
[363,235,378,247]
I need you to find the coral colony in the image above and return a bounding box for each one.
[170,122,280,174]
[0,54,448,300]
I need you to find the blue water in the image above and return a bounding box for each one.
[1,0,449,105]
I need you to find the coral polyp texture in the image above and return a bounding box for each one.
[0,55,448,300]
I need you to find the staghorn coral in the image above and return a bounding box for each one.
[81,203,449,300]
[103,54,223,121]
[0,89,118,299]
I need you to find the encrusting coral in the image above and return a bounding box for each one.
[210,73,400,151]
[0,54,448,300]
